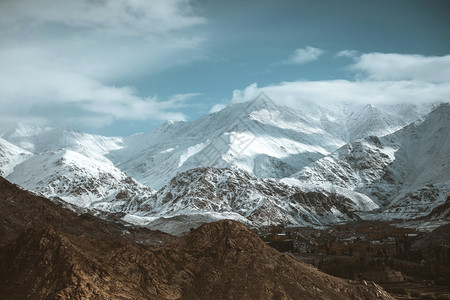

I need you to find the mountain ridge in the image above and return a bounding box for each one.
[0,99,447,232]
[125,166,378,235]
[293,103,450,221]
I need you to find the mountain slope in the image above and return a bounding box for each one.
[0,123,124,160]
[342,103,433,141]
[0,137,32,177]
[109,96,434,190]
[108,96,343,189]
[295,135,396,190]
[6,149,154,210]
[0,221,394,300]
[127,167,378,234]
[0,176,172,249]
[0,177,394,300]
[294,103,450,220]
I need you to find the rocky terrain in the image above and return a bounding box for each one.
[107,97,435,190]
[0,177,172,250]
[295,103,450,220]
[126,167,378,235]
[0,99,448,232]
[7,148,155,210]
[0,176,395,299]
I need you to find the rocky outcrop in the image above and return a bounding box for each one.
[134,167,377,229]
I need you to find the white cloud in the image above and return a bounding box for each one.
[350,52,450,83]
[231,52,450,107]
[0,0,206,81]
[0,0,205,128]
[0,46,197,128]
[231,83,260,103]
[208,104,227,114]
[282,46,324,64]
[231,80,450,107]
[336,50,359,58]
[0,0,205,37]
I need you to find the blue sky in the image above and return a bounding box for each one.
[0,0,449,136]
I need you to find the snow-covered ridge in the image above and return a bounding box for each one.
[0,137,32,177]
[0,98,446,232]
[294,136,397,190]
[7,149,154,209]
[293,103,450,220]
[0,122,124,158]
[128,167,378,229]
[108,96,436,190]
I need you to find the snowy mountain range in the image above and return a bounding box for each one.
[295,103,450,220]
[0,96,448,233]
[107,95,435,190]
[122,167,379,235]
[0,124,153,209]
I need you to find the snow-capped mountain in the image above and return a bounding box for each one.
[107,95,341,189]
[294,103,450,220]
[338,103,434,142]
[0,123,124,161]
[295,135,397,191]
[0,97,445,231]
[0,123,148,211]
[6,149,154,210]
[0,137,32,177]
[108,95,435,190]
[122,167,378,234]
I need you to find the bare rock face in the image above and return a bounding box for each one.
[0,177,394,299]
[0,176,170,249]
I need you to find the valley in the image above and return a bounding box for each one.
[257,221,450,299]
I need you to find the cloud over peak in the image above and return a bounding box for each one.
[351,52,450,83]
[282,46,324,64]
[230,52,450,107]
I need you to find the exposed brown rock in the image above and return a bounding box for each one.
[0,177,394,299]
[0,176,173,248]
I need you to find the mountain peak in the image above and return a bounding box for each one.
[241,92,281,114]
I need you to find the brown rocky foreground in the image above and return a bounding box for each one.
[0,177,394,299]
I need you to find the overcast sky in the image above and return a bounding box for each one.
[0,0,449,136]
